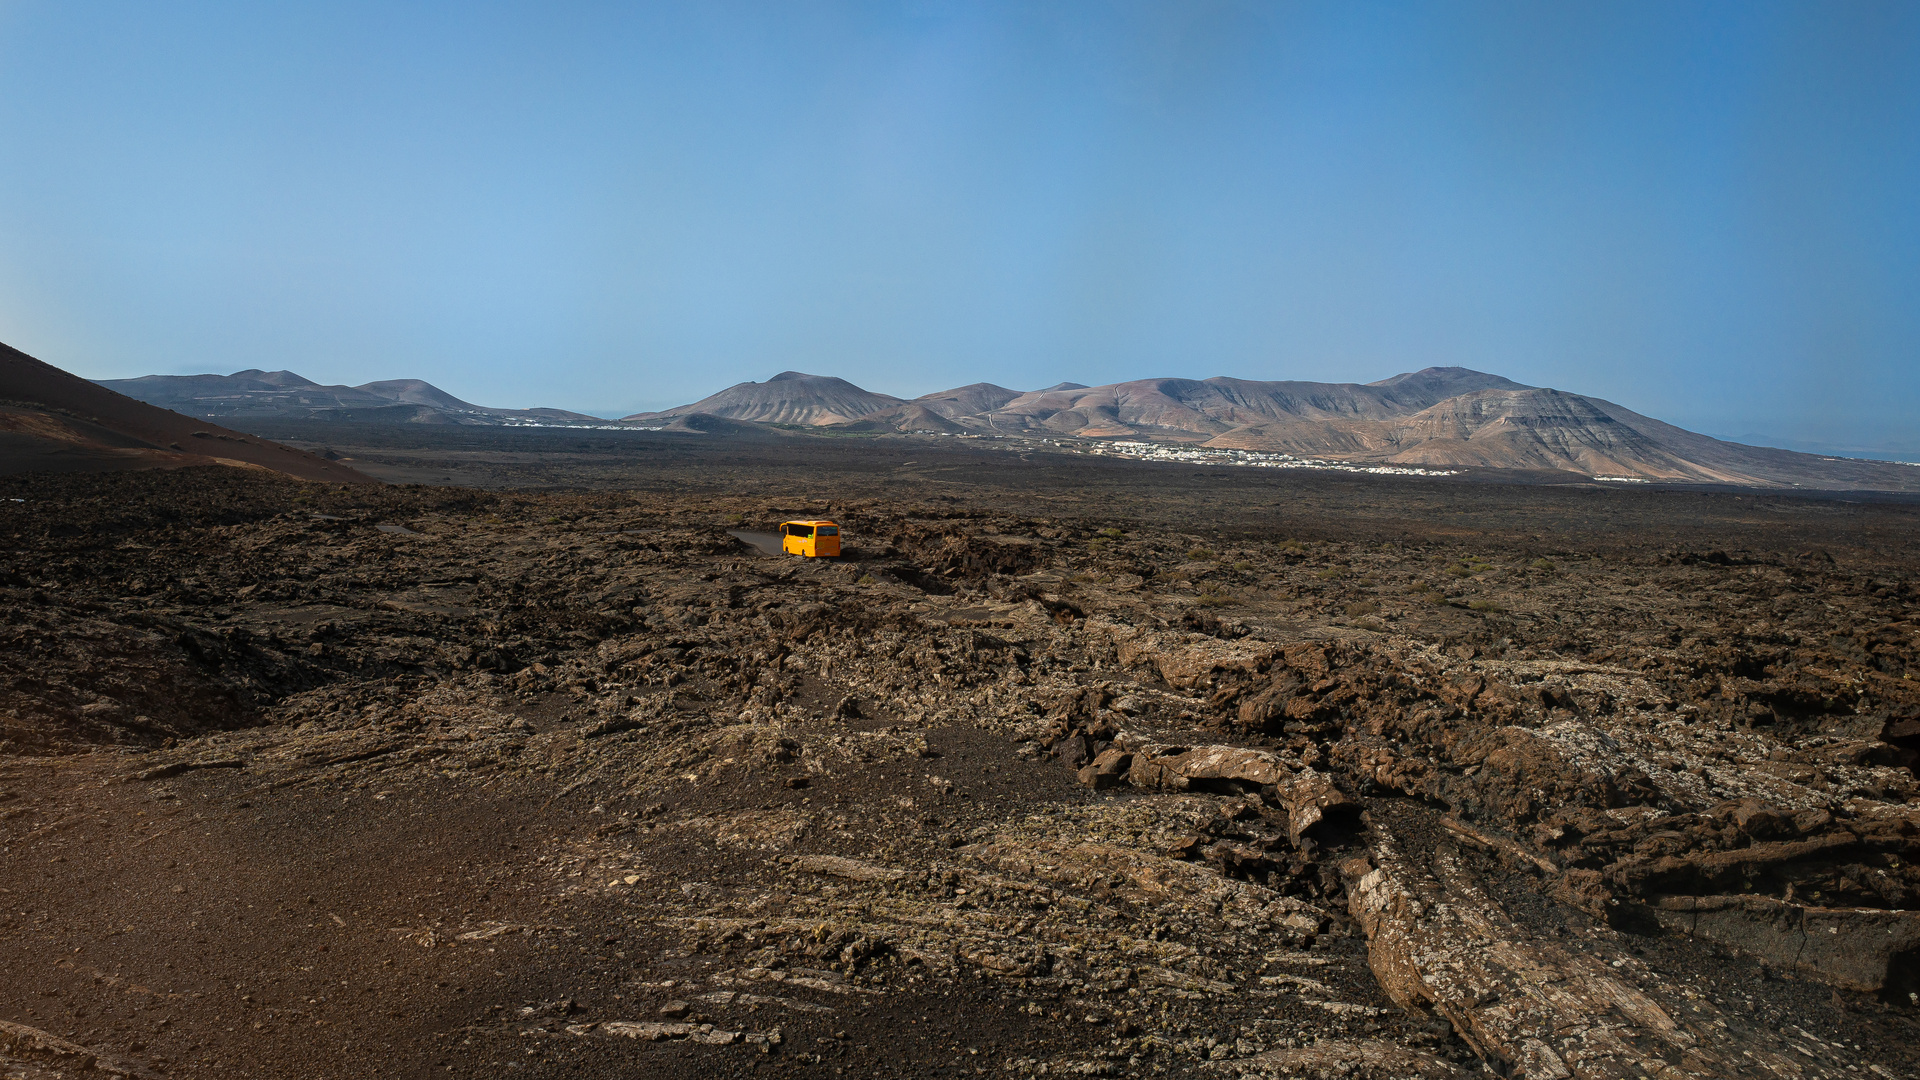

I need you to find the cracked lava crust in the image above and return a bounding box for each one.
[3,446,1920,1079]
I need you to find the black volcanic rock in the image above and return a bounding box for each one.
[5,465,1920,1077]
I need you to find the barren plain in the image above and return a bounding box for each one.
[4,429,1919,1080]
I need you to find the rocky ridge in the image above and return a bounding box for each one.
[640,367,1920,491]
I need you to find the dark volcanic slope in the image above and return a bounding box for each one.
[0,342,375,482]
[98,368,603,426]
[4,447,1920,1079]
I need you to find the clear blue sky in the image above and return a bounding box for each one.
[0,2,1915,450]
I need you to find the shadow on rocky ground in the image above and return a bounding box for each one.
[3,438,1919,1079]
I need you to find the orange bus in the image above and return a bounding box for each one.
[779,520,841,558]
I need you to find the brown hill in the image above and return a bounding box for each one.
[1206,386,1920,490]
[826,382,1033,434]
[978,368,1530,437]
[642,365,1920,491]
[824,403,970,434]
[913,382,1023,417]
[1206,388,1717,475]
[0,341,376,482]
[623,371,903,426]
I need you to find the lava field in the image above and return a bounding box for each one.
[3,447,1919,1080]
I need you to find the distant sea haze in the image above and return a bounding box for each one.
[1712,432,1920,465]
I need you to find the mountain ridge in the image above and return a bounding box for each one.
[97,370,602,426]
[649,366,1920,491]
[82,360,1920,491]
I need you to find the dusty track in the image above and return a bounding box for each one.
[3,449,1919,1079]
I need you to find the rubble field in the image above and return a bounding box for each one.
[3,452,1919,1080]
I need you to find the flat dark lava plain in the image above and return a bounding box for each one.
[3,428,1919,1080]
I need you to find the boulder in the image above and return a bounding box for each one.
[1129,752,1191,791]
[0,1020,159,1079]
[1077,748,1134,789]
[1344,824,1793,1079]
[1129,744,1290,791]
[1605,832,1859,896]
[1652,895,1920,993]
[1275,768,1358,844]
[1055,733,1093,770]
[1110,629,1278,691]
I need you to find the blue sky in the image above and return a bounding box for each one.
[0,2,1915,450]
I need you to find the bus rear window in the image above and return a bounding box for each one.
[817,526,838,536]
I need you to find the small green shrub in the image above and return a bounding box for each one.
[1196,586,1237,607]
[1187,547,1216,561]
[1344,600,1379,618]
[1232,561,1253,571]
[1531,558,1557,572]
[1100,527,1125,540]
[857,574,878,585]
[1313,567,1342,581]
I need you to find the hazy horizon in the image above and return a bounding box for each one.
[3,2,1916,452]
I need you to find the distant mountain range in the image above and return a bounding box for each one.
[632,368,1920,491]
[0,343,374,482]
[87,361,1920,491]
[95,370,601,426]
